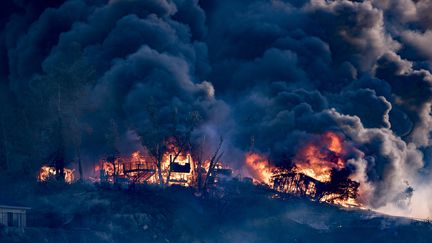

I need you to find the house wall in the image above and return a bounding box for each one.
[0,207,27,228]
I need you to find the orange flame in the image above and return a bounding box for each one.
[96,151,153,183]
[38,166,74,183]
[293,132,345,182]
[319,193,360,208]
[96,148,195,186]
[243,132,361,208]
[245,152,275,185]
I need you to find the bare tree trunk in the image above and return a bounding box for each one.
[166,142,186,187]
[158,163,164,185]
[55,117,65,182]
[77,147,83,181]
[21,109,37,172]
[197,159,202,191]
[113,161,117,184]
[203,138,224,191]
[71,101,83,182]
[54,83,66,182]
[157,160,164,186]
[0,116,9,170]
[155,144,165,187]
[190,153,197,188]
[195,136,205,192]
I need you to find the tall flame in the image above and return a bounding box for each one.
[293,132,345,182]
[245,152,275,185]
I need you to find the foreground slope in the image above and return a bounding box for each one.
[0,176,431,243]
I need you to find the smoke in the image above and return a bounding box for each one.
[201,0,432,218]
[1,0,432,219]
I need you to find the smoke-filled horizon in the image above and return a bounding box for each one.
[1,0,432,219]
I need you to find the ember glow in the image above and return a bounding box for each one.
[38,166,75,184]
[319,194,360,208]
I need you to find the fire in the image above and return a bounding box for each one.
[293,132,345,182]
[91,132,361,208]
[162,152,194,186]
[245,152,275,185]
[96,151,155,184]
[319,194,360,208]
[272,172,318,198]
[38,166,75,183]
[96,149,195,186]
[244,132,361,208]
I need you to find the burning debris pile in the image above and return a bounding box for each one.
[246,132,360,207]
[272,169,360,207]
[38,166,75,184]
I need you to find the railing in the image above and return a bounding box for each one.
[122,163,156,173]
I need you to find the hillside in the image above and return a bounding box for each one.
[1,175,431,243]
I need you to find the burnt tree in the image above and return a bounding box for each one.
[139,99,201,187]
[29,43,95,181]
[202,137,224,192]
[54,117,65,182]
[105,119,121,184]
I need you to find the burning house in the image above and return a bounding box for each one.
[272,170,319,198]
[245,132,361,207]
[92,147,236,192]
[167,154,193,186]
[122,153,157,184]
[207,161,233,186]
[95,150,197,187]
[96,152,157,185]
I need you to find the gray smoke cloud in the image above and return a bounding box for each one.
[1,0,432,218]
[202,0,432,218]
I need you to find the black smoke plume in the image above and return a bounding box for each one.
[1,0,432,218]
